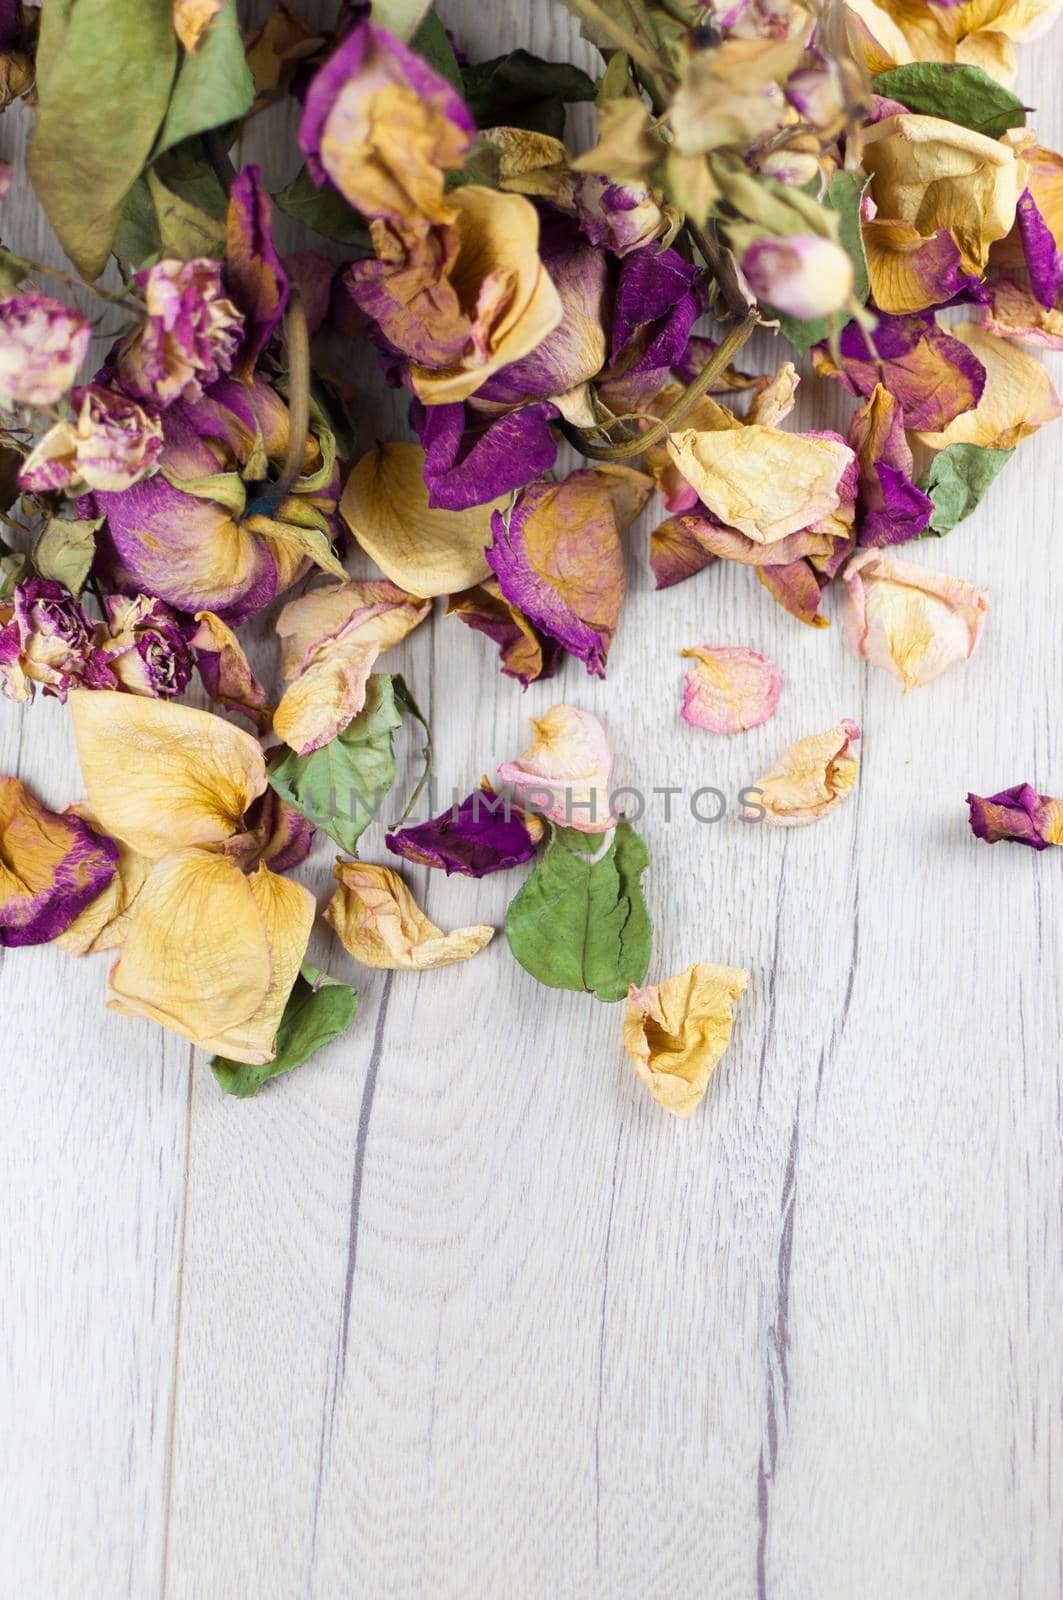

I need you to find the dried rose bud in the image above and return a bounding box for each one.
[115,258,244,407]
[89,594,194,699]
[20,385,164,495]
[0,292,91,410]
[0,577,95,702]
[741,233,854,320]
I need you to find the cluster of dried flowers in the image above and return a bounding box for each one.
[0,0,1059,1108]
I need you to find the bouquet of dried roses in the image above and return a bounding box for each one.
[0,0,1059,1108]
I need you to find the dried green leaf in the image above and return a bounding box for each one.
[147,164,226,259]
[408,10,463,94]
[504,820,652,1002]
[211,964,358,1097]
[462,50,595,139]
[918,443,1015,535]
[156,0,254,157]
[871,63,1026,140]
[274,165,373,249]
[267,672,430,855]
[370,0,432,39]
[32,517,101,597]
[29,0,177,279]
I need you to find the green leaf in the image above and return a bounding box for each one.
[29,0,177,279]
[273,165,374,250]
[32,517,102,597]
[268,673,406,854]
[0,551,26,602]
[918,443,1015,535]
[872,63,1026,140]
[147,158,227,260]
[370,0,432,39]
[391,675,432,821]
[461,50,596,139]
[772,169,871,354]
[408,10,463,94]
[113,178,163,275]
[504,821,652,1002]
[155,0,254,157]
[211,965,358,1097]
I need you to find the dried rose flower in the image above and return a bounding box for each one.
[20,384,164,495]
[115,258,244,407]
[0,578,95,702]
[90,594,194,699]
[0,292,90,410]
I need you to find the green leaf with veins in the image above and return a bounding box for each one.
[919,444,1015,535]
[504,821,652,1002]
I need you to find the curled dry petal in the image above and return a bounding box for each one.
[325,858,494,969]
[666,424,855,544]
[340,441,499,596]
[966,783,1063,848]
[69,690,267,859]
[623,963,749,1118]
[486,466,651,678]
[272,638,380,756]
[190,610,273,729]
[446,579,562,686]
[914,320,1061,448]
[57,804,153,956]
[275,578,430,681]
[0,777,118,947]
[842,549,988,690]
[812,310,986,432]
[680,646,783,734]
[298,18,474,228]
[847,384,933,547]
[108,848,315,1063]
[386,781,543,877]
[861,115,1020,275]
[753,719,862,827]
[497,703,614,835]
[173,0,220,53]
[980,278,1063,349]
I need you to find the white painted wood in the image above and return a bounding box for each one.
[1,5,1061,1598]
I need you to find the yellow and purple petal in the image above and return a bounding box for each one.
[966,783,1063,848]
[0,776,118,946]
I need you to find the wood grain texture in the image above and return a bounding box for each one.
[1,4,1061,1597]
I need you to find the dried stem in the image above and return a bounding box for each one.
[265,289,311,510]
[560,0,663,77]
[562,311,757,463]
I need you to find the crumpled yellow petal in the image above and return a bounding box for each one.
[753,719,862,827]
[746,362,800,427]
[341,441,500,596]
[623,963,749,1118]
[861,114,1019,275]
[69,691,267,859]
[497,703,614,834]
[272,639,381,755]
[408,187,564,406]
[915,320,1062,448]
[57,805,153,956]
[276,578,430,680]
[666,425,854,544]
[325,859,494,969]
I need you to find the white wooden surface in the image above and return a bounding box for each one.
[1,4,1061,1597]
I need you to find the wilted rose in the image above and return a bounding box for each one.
[0,292,90,410]
[115,258,244,407]
[0,577,94,702]
[90,594,194,699]
[20,385,164,495]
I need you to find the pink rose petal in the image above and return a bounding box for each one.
[680,646,783,735]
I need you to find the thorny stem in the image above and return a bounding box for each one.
[562,311,757,462]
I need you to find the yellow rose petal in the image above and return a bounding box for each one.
[340,441,500,596]
[70,691,266,859]
[624,963,749,1117]
[915,320,1061,448]
[325,859,494,969]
